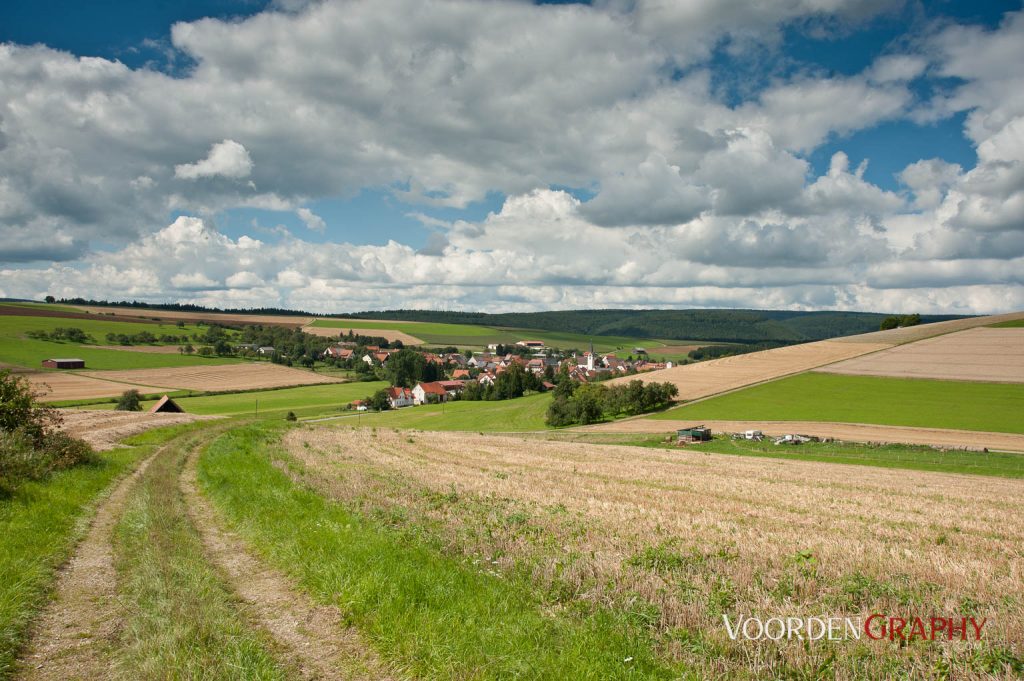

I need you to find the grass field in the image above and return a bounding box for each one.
[81,381,389,419]
[0,316,242,370]
[0,447,143,677]
[990,319,1024,328]
[310,318,670,353]
[552,432,1024,479]
[336,391,552,431]
[651,372,1024,433]
[199,424,676,678]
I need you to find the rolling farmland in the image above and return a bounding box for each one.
[818,327,1024,382]
[79,363,343,393]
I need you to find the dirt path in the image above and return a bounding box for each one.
[180,450,397,681]
[16,446,165,680]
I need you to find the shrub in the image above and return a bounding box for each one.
[115,389,142,411]
[0,370,94,494]
[285,411,298,421]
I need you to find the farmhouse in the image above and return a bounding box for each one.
[257,346,276,356]
[41,358,85,369]
[516,340,545,349]
[386,386,415,408]
[324,345,354,360]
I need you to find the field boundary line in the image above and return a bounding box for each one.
[181,444,399,681]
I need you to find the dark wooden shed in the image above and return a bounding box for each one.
[149,395,185,413]
[677,425,712,443]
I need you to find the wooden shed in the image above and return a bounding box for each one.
[677,425,712,443]
[149,395,185,413]
[41,358,85,369]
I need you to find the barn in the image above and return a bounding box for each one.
[41,358,85,369]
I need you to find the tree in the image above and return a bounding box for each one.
[0,370,57,438]
[367,388,391,411]
[545,395,576,427]
[44,295,55,304]
[115,389,142,412]
[571,383,606,425]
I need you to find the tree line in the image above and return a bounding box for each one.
[546,378,678,427]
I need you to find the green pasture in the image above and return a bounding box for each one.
[333,391,552,431]
[989,319,1024,328]
[651,372,1024,434]
[0,315,242,370]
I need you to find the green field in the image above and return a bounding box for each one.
[0,315,243,370]
[332,392,552,431]
[311,318,668,353]
[989,319,1024,328]
[555,432,1024,479]
[83,381,390,419]
[651,372,1024,434]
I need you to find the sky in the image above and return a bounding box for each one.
[0,0,1021,315]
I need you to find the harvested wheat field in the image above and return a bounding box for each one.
[26,372,167,402]
[617,310,1024,400]
[80,362,342,392]
[59,409,219,450]
[818,327,1024,383]
[287,426,1024,678]
[829,310,1024,345]
[581,418,1024,452]
[300,323,424,345]
[611,339,892,400]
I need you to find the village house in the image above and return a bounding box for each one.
[386,386,415,409]
[412,381,449,405]
[257,346,276,356]
[516,340,545,350]
[324,345,354,360]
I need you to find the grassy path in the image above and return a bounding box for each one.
[16,443,166,679]
[179,447,395,680]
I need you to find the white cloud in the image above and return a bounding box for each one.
[175,139,253,180]
[296,207,326,232]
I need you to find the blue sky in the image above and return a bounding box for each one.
[1,0,1021,313]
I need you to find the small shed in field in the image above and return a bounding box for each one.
[149,395,185,413]
[41,358,85,369]
[677,425,712,443]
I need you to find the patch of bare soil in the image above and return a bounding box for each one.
[180,451,397,681]
[79,363,342,392]
[16,447,163,680]
[58,410,219,451]
[579,419,1024,452]
[301,324,424,346]
[26,373,168,403]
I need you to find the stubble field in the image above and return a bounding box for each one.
[79,362,343,392]
[283,426,1024,678]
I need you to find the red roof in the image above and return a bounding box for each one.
[386,386,412,399]
[416,381,448,395]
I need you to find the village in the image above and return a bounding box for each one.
[323,339,675,410]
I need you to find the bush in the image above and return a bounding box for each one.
[0,370,94,494]
[115,389,142,411]
[285,411,298,421]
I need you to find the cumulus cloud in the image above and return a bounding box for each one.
[174,140,254,180]
[296,207,326,232]
[0,2,1020,312]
